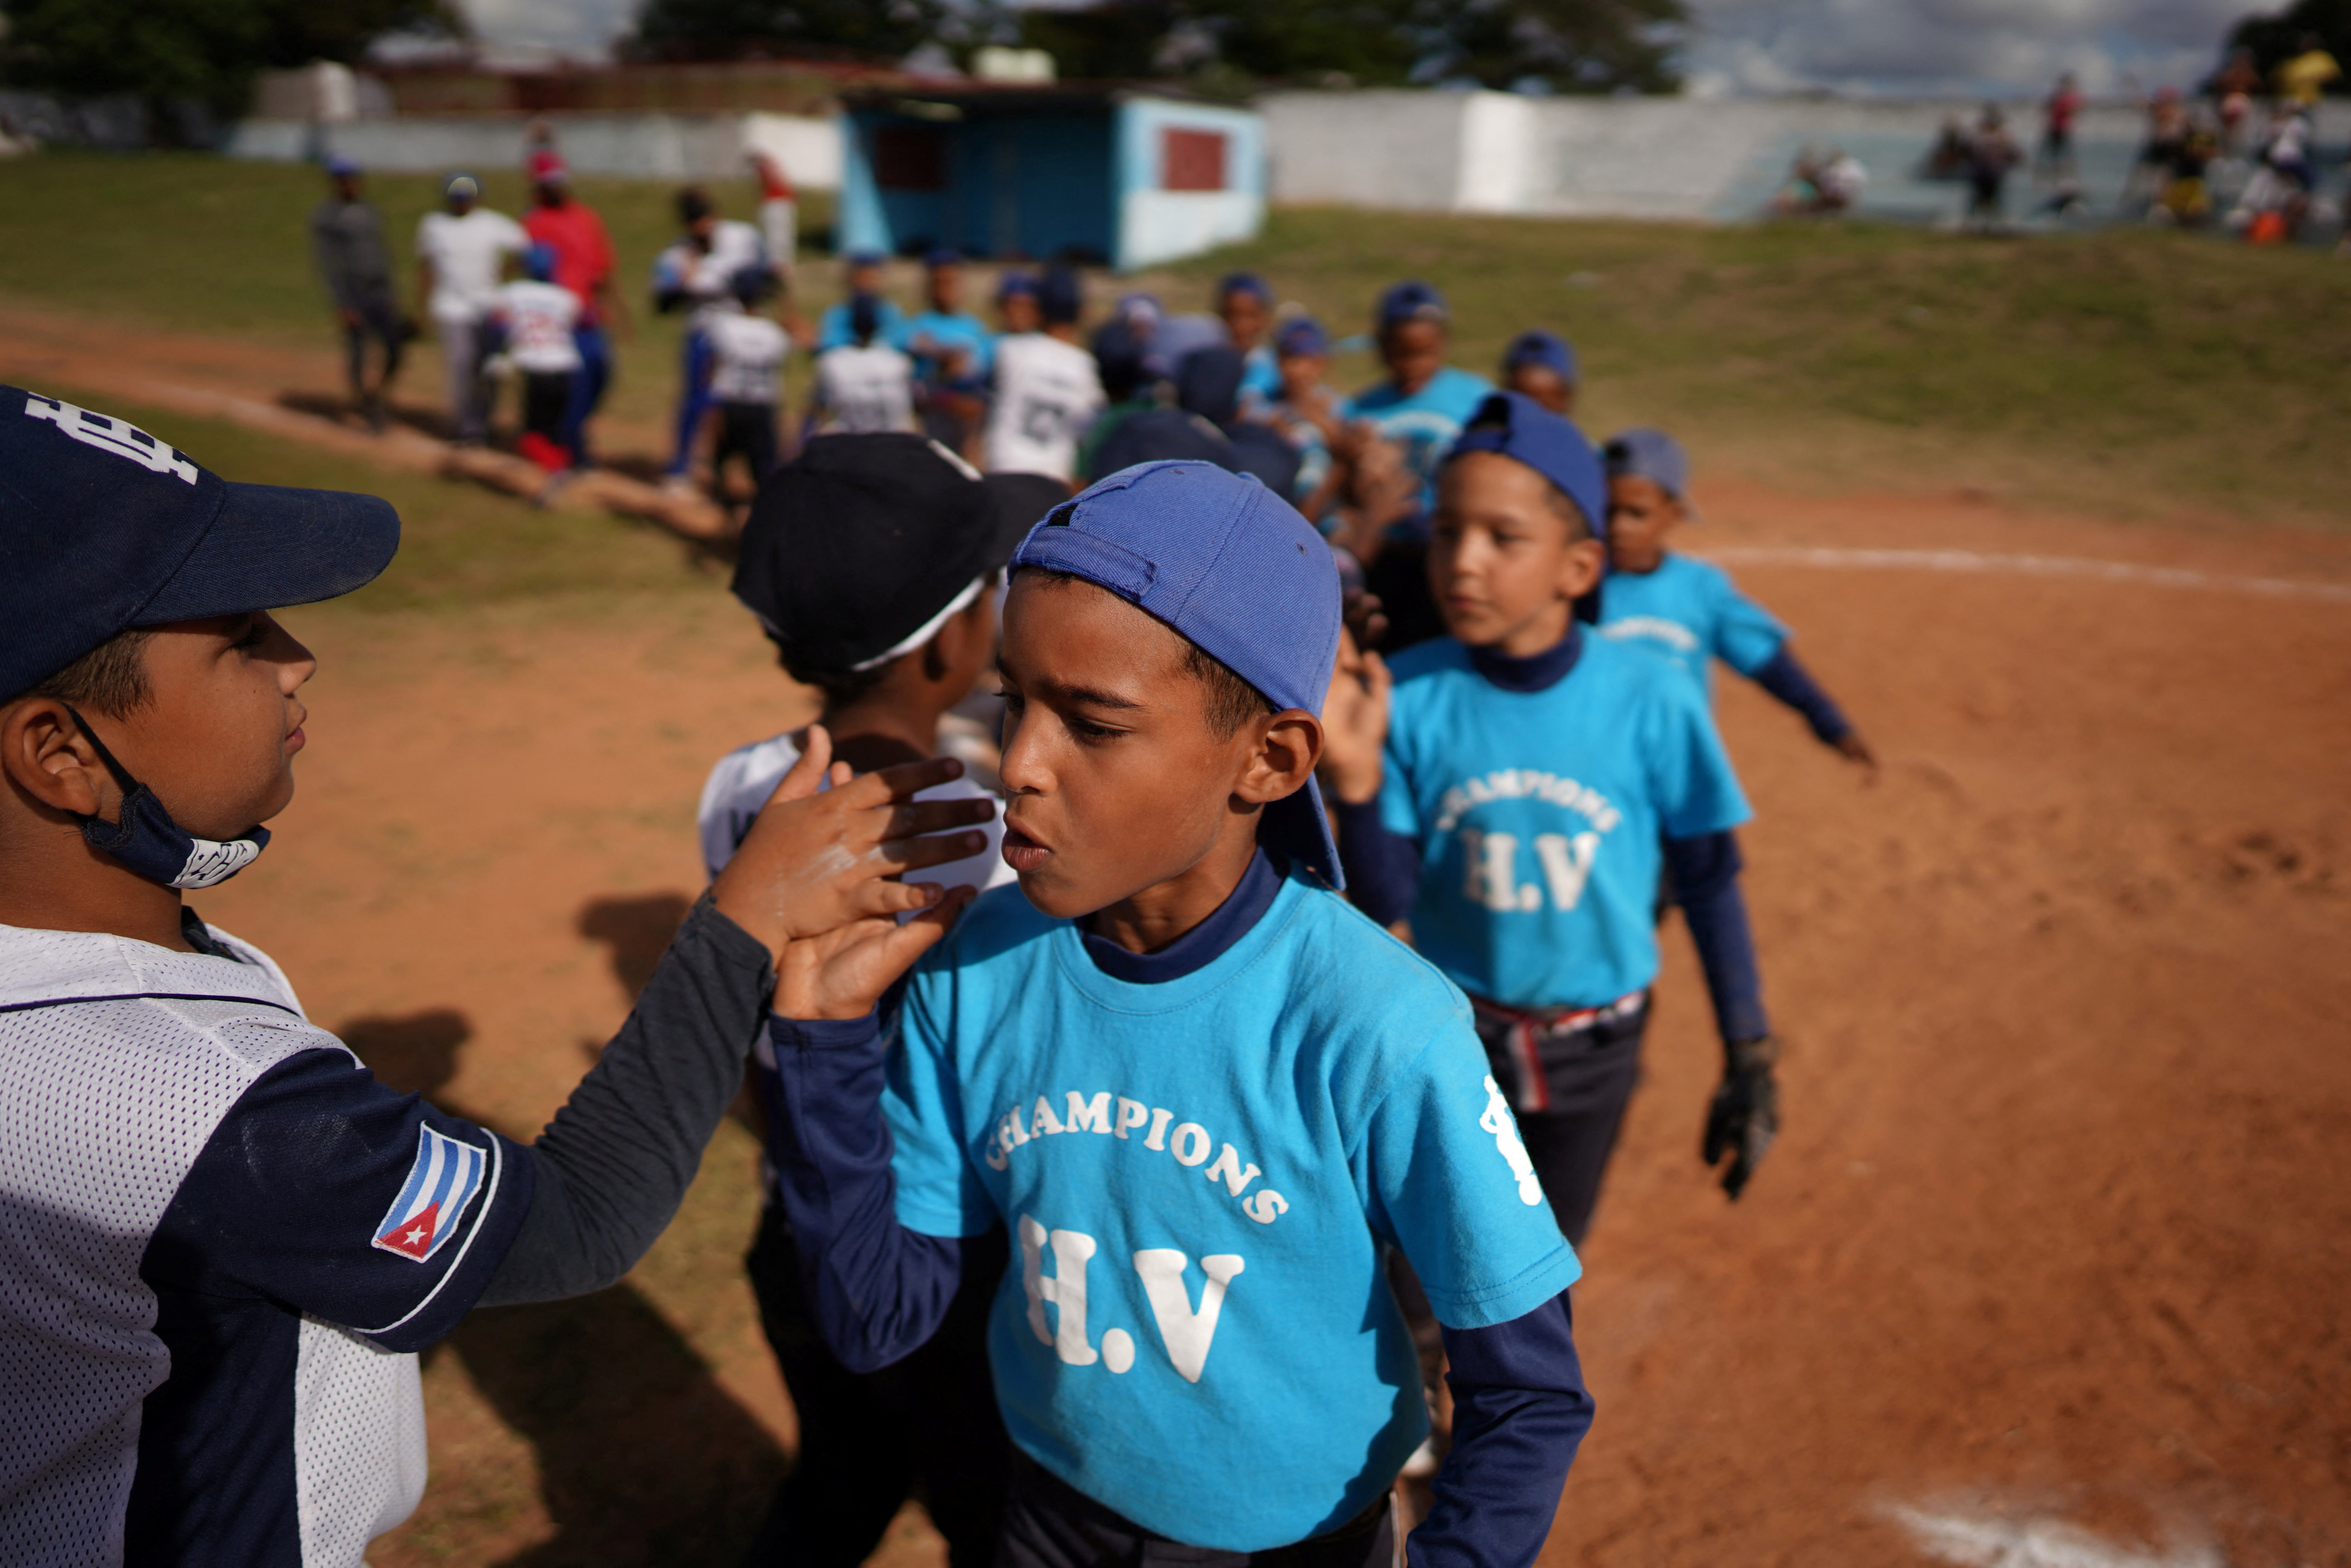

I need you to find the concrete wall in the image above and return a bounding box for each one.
[1115,97,1265,270]
[226,111,841,187]
[1263,89,2351,224]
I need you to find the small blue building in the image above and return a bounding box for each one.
[837,86,1265,271]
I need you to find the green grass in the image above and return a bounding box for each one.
[32,380,731,616]
[3,151,2346,526]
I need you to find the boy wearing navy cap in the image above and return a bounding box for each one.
[0,388,989,1564]
[705,435,1068,1568]
[761,460,1594,1568]
[1599,427,1876,773]
[1213,270,1281,407]
[1500,330,1578,418]
[982,268,1104,481]
[818,250,907,353]
[1320,393,1783,1246]
[1340,281,1492,514]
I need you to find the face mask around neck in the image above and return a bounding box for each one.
[61,704,271,890]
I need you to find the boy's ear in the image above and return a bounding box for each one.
[1235,711,1323,806]
[1558,536,1606,602]
[0,700,110,819]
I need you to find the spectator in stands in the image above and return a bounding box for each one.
[523,151,625,467]
[2037,72,2082,187]
[310,156,409,434]
[1965,106,2022,232]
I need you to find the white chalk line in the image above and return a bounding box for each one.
[1881,1502,2221,1568]
[1697,546,2351,605]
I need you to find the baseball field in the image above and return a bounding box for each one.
[2,151,2346,1567]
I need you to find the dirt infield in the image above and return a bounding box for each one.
[11,292,2345,1564]
[153,473,2345,1565]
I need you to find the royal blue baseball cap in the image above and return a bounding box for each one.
[1504,328,1578,385]
[1009,461,1344,888]
[1447,391,1607,540]
[325,154,361,178]
[1275,316,1328,357]
[1376,280,1447,331]
[924,247,962,268]
[997,270,1040,302]
[0,387,399,701]
[844,249,887,268]
[1603,427,1690,501]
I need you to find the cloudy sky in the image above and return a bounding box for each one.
[454,0,2256,97]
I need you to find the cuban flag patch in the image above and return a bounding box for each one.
[372,1124,489,1263]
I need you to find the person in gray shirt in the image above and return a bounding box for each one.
[310,155,409,432]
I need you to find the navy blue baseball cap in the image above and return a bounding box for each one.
[1217,270,1271,304]
[1447,392,1606,539]
[1038,265,1083,326]
[1,387,399,700]
[1376,280,1447,331]
[1275,316,1328,357]
[1009,461,1344,888]
[924,247,962,268]
[1504,328,1578,385]
[998,270,1040,302]
[844,249,887,268]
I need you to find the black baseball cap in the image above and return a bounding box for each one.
[1,387,400,702]
[733,434,1066,674]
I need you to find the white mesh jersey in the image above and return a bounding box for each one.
[982,333,1105,481]
[812,343,918,434]
[0,920,520,1567]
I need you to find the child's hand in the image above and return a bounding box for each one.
[1834,729,1880,781]
[776,886,979,1021]
[711,724,995,963]
[1318,628,1392,805]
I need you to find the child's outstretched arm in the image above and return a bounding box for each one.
[1748,644,1876,775]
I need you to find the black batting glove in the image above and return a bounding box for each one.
[1703,1036,1780,1201]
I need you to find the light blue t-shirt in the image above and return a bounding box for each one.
[1599,552,1789,696]
[885,870,1580,1550]
[903,308,994,385]
[1239,343,1280,402]
[1342,366,1492,511]
[816,297,908,352]
[1380,633,1750,1011]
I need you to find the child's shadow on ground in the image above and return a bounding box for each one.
[336,947,784,1565]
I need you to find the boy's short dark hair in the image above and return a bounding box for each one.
[17,629,152,716]
[1021,568,1275,739]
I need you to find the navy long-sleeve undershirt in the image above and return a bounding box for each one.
[763,853,1592,1568]
[1751,644,1853,746]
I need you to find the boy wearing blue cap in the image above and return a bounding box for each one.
[1500,330,1578,419]
[905,251,995,450]
[818,251,908,353]
[491,243,586,475]
[1340,281,1492,513]
[1600,428,1876,773]
[1319,393,1782,1246]
[1214,271,1281,406]
[760,460,1594,1568]
[0,388,989,1563]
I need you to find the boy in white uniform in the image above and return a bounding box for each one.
[490,244,584,473]
[810,294,918,436]
[982,269,1104,482]
[702,266,793,493]
[0,387,992,1566]
[413,172,526,444]
[652,186,771,481]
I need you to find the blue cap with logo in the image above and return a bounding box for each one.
[1009,461,1344,888]
[1503,328,1578,385]
[0,387,400,701]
